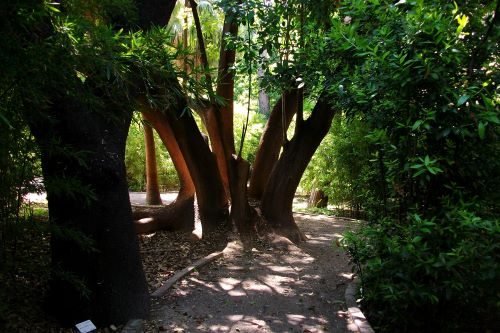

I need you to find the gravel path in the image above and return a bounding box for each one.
[148,213,359,333]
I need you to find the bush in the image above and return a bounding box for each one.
[342,200,500,332]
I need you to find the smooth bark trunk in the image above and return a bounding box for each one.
[261,91,335,243]
[249,90,299,199]
[136,104,197,232]
[143,120,162,205]
[146,88,228,230]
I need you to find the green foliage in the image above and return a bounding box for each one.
[342,201,500,332]
[302,114,370,211]
[330,1,500,331]
[0,0,184,322]
[233,107,266,164]
[125,118,180,191]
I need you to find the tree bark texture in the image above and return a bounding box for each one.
[143,120,162,205]
[215,18,238,155]
[145,89,229,230]
[308,188,328,208]
[30,97,149,326]
[249,90,299,199]
[261,91,335,243]
[141,106,195,200]
[134,104,197,232]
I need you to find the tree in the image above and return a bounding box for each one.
[0,0,185,326]
[135,0,340,243]
[143,119,163,205]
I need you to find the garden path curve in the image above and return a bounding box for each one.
[149,213,359,333]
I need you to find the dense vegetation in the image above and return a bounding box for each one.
[1,0,498,332]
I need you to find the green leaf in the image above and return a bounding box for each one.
[478,121,486,140]
[457,95,469,106]
[0,112,13,129]
[412,120,423,131]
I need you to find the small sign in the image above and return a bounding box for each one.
[75,320,97,333]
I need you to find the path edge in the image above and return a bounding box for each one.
[345,277,376,333]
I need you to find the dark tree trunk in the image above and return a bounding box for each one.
[132,197,195,233]
[308,188,328,208]
[166,106,229,230]
[261,91,335,243]
[249,90,298,199]
[141,91,228,231]
[143,120,162,205]
[30,97,149,326]
[135,0,177,29]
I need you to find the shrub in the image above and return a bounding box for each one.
[342,200,500,332]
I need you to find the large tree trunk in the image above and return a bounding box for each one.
[143,119,162,205]
[143,89,228,231]
[248,90,299,199]
[261,91,335,243]
[167,107,229,230]
[215,18,238,155]
[30,98,149,326]
[190,4,262,238]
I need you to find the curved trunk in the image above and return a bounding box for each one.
[261,91,335,243]
[143,120,162,205]
[141,107,195,200]
[167,107,229,230]
[249,90,299,199]
[133,197,195,233]
[30,98,149,326]
[138,105,198,232]
[141,90,229,230]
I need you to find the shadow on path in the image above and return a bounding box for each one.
[150,213,359,333]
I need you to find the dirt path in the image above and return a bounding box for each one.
[148,213,358,333]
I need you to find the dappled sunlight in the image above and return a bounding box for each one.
[242,279,273,293]
[189,277,222,293]
[218,277,241,291]
[340,273,355,280]
[152,217,355,332]
[286,313,306,325]
[228,289,247,297]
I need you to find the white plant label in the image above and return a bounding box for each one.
[75,320,97,333]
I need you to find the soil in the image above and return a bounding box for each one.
[146,213,359,333]
[1,197,360,333]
